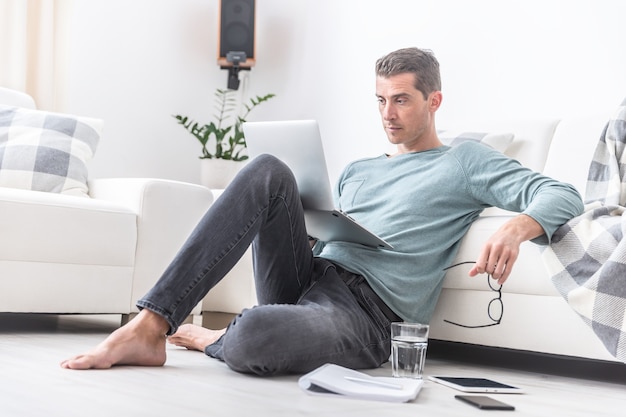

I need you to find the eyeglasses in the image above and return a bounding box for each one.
[442,261,503,329]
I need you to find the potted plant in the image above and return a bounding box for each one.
[174,88,275,188]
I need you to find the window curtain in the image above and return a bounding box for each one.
[0,0,73,111]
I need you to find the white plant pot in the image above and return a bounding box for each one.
[200,158,246,189]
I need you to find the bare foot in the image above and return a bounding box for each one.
[167,324,226,352]
[60,310,169,370]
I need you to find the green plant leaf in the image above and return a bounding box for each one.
[174,89,275,160]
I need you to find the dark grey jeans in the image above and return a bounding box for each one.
[137,154,393,375]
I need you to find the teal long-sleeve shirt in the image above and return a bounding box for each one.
[317,142,583,323]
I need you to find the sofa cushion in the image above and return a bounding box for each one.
[443,215,560,297]
[438,131,514,153]
[543,113,615,195]
[0,186,137,266]
[0,105,102,197]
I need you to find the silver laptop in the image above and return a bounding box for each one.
[243,120,392,249]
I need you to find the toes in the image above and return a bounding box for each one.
[60,353,113,370]
[63,356,93,370]
[60,355,84,369]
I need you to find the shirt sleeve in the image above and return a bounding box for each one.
[451,142,584,244]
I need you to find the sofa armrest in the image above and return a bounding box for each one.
[88,178,214,313]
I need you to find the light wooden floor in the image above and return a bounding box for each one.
[1,313,625,417]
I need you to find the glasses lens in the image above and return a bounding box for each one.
[487,297,503,322]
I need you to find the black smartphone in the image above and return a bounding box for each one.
[455,395,515,410]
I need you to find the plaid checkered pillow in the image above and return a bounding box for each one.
[0,105,102,197]
[438,131,514,153]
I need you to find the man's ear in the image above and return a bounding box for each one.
[429,91,443,111]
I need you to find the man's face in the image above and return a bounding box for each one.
[375,72,440,153]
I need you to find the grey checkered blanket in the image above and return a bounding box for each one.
[542,98,626,363]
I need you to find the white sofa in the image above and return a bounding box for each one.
[430,114,620,363]
[0,88,214,320]
[201,112,623,364]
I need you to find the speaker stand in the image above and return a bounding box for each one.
[221,65,251,90]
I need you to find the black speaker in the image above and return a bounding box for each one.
[218,0,255,68]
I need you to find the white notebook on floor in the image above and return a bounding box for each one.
[298,363,423,403]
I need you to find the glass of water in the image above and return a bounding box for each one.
[390,322,429,379]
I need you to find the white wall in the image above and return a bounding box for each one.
[64,0,626,185]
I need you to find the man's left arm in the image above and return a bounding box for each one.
[460,145,584,284]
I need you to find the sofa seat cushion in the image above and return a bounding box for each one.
[0,186,137,266]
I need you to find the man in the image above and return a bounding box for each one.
[61,47,583,375]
